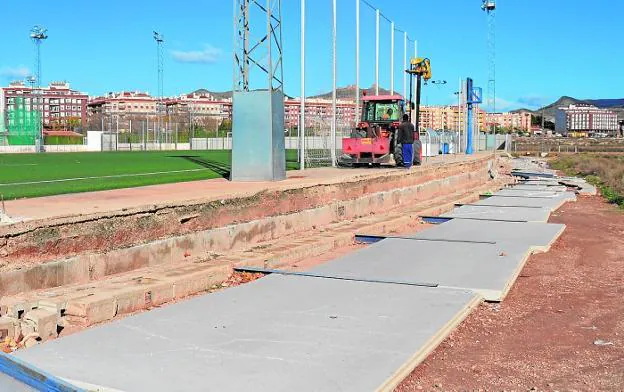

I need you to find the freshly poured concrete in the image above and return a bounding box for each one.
[443,204,552,222]
[409,219,565,252]
[16,274,480,392]
[310,238,531,301]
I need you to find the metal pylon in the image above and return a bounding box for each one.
[233,0,283,92]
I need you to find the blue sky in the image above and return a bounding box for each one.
[1,0,622,110]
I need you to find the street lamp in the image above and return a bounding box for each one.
[425,80,447,107]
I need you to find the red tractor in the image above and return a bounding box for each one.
[338,94,419,167]
[338,57,430,168]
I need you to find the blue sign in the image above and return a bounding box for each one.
[470,87,483,104]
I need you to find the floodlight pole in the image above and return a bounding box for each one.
[331,0,337,166]
[355,0,360,124]
[300,0,306,170]
[403,32,407,99]
[390,22,394,95]
[375,9,379,95]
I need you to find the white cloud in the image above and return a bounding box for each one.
[495,97,522,111]
[171,45,222,64]
[516,95,549,109]
[0,66,30,80]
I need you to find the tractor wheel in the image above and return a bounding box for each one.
[394,143,404,167]
[413,140,422,165]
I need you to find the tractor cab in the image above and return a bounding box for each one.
[339,95,408,167]
[354,95,405,138]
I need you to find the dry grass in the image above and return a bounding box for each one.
[551,154,624,206]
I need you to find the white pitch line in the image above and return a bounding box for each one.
[0,168,214,187]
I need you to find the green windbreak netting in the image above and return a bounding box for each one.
[6,97,41,145]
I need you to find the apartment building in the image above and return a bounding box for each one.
[88,91,232,121]
[88,91,157,115]
[418,105,487,131]
[0,81,88,128]
[166,92,231,120]
[284,98,358,127]
[555,104,619,137]
[486,111,532,132]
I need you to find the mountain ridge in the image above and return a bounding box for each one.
[512,96,624,121]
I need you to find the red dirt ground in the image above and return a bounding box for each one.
[398,195,624,392]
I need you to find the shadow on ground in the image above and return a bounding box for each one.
[169,155,231,179]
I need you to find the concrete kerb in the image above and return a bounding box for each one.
[0,157,497,266]
[0,177,510,339]
[0,163,495,297]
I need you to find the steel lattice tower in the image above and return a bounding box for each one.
[482,1,496,132]
[153,31,164,105]
[233,0,283,92]
[30,26,48,88]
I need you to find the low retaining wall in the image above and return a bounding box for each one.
[0,156,502,295]
[0,145,90,154]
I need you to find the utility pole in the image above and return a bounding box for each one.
[482,0,496,150]
[153,31,164,149]
[30,26,48,150]
[300,0,306,170]
[390,22,394,95]
[355,0,360,124]
[375,9,379,95]
[331,0,337,166]
[403,32,407,100]
[30,26,48,89]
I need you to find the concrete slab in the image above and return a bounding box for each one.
[310,238,531,301]
[507,184,567,192]
[511,159,554,174]
[408,219,565,252]
[494,189,576,200]
[444,204,552,222]
[558,177,598,195]
[15,275,481,392]
[0,372,37,392]
[520,179,562,186]
[475,196,568,211]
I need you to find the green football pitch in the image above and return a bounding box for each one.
[0,150,300,199]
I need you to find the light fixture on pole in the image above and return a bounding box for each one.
[30,26,48,89]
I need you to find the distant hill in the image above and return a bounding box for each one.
[191,89,232,100]
[513,96,624,121]
[191,89,296,100]
[190,85,393,101]
[309,84,394,100]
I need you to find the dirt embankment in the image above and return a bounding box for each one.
[398,195,624,391]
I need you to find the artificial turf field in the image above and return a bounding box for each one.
[0,150,300,199]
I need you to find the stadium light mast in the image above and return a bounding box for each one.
[153,31,164,145]
[153,31,164,102]
[30,26,48,88]
[482,0,496,140]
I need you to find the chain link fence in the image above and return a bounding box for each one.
[95,114,230,152]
